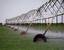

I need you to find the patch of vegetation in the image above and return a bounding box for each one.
[30,23,64,32]
[0,26,64,50]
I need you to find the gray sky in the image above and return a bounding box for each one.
[0,0,48,23]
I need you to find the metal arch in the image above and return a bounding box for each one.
[25,13,64,34]
[6,0,64,34]
[23,0,64,33]
[37,0,64,16]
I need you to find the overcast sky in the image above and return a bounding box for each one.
[0,0,48,23]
